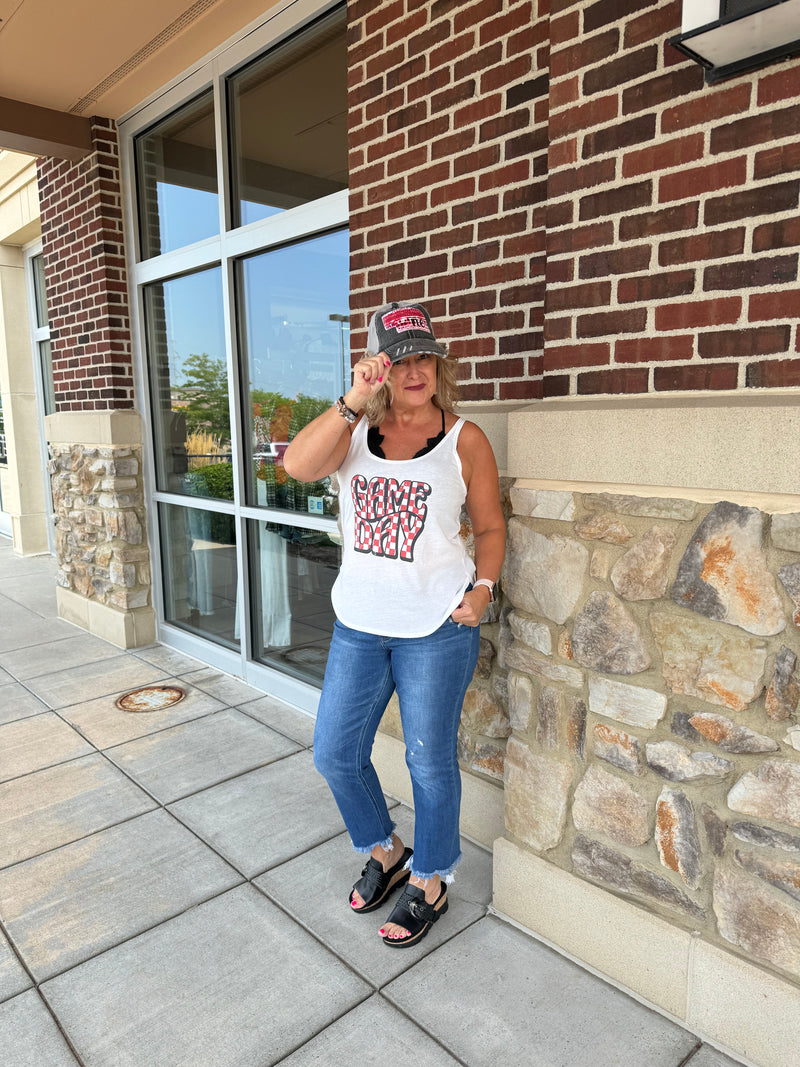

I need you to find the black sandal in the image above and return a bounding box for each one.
[381,882,448,948]
[349,846,413,914]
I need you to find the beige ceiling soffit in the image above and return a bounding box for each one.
[69,0,223,115]
[0,97,92,160]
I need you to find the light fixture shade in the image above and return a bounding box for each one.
[670,0,800,82]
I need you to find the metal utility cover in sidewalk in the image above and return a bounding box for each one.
[115,685,186,713]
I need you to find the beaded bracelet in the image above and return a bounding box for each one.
[335,396,358,423]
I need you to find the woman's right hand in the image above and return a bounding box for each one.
[345,353,392,412]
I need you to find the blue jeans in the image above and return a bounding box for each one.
[313,615,480,880]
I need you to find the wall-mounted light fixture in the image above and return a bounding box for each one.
[670,0,800,83]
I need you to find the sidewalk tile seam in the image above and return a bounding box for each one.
[678,1043,705,1067]
[3,878,249,990]
[102,743,305,806]
[95,704,240,753]
[236,705,315,750]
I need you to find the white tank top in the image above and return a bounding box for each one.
[331,415,475,637]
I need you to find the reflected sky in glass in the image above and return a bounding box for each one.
[240,227,350,402]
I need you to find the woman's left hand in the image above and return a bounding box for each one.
[451,587,491,627]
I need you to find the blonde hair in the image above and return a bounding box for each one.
[363,348,459,426]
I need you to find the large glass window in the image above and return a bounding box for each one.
[144,268,230,500]
[238,228,349,513]
[135,90,219,258]
[249,519,339,684]
[126,4,348,701]
[160,502,239,648]
[228,8,347,228]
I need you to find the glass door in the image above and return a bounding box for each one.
[123,2,348,710]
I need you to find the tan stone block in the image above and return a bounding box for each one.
[107,588,149,611]
[471,741,506,781]
[506,520,589,625]
[727,758,800,828]
[646,740,733,781]
[735,848,800,904]
[510,487,575,521]
[461,686,511,739]
[771,512,800,552]
[611,525,676,601]
[590,547,611,580]
[508,610,552,655]
[593,722,643,776]
[583,493,698,521]
[575,512,632,544]
[651,611,767,712]
[504,641,583,688]
[689,711,779,754]
[713,864,800,980]
[508,671,535,733]
[572,765,650,847]
[504,737,573,852]
[588,675,667,729]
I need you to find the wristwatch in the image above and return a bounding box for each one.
[474,578,496,602]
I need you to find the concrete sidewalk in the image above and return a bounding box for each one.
[0,538,743,1066]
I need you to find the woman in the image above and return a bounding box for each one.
[284,301,505,948]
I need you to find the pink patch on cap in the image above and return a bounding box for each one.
[381,308,431,334]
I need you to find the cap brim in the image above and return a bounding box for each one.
[385,338,447,363]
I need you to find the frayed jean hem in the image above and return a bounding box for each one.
[404,853,460,884]
[352,825,396,855]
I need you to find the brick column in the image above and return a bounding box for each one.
[36,118,155,648]
[37,117,134,410]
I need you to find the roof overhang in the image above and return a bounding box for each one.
[0,0,282,158]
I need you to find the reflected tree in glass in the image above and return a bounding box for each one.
[144,267,233,501]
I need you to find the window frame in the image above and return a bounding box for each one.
[118,0,348,710]
[23,243,56,555]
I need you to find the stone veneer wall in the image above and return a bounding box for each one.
[494,484,800,989]
[49,443,151,613]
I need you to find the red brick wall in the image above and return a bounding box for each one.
[37,118,134,411]
[348,0,550,401]
[348,0,800,399]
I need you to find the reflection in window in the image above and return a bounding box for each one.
[32,254,49,328]
[135,90,219,258]
[160,502,239,649]
[237,228,349,513]
[228,7,347,228]
[39,340,55,416]
[250,519,339,685]
[144,268,231,500]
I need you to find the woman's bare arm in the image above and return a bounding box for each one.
[283,353,391,482]
[451,422,506,626]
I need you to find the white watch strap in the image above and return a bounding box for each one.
[474,578,495,600]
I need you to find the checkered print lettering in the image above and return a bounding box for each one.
[381,308,431,335]
[351,473,431,561]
